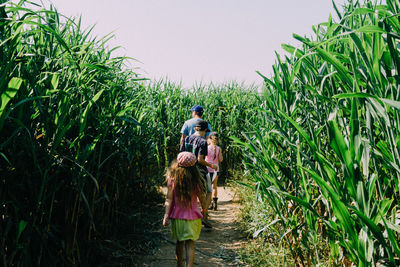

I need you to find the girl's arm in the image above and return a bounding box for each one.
[163,185,173,226]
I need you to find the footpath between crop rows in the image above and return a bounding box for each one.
[139,186,247,266]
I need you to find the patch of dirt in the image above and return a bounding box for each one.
[139,186,248,266]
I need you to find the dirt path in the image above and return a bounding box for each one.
[140,186,248,266]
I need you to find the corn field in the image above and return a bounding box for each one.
[234,0,400,265]
[0,1,260,265]
[2,0,400,266]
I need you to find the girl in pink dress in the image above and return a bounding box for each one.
[163,152,207,267]
[205,132,223,210]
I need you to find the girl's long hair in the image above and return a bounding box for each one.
[210,137,218,160]
[166,160,205,208]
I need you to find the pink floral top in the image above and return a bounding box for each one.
[205,145,221,173]
[167,179,203,220]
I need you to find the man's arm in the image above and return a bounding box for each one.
[198,154,217,170]
[180,121,188,145]
[179,135,187,152]
[198,139,217,169]
[180,134,187,146]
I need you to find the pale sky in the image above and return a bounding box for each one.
[41,0,347,88]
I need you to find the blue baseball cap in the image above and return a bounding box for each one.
[190,105,204,113]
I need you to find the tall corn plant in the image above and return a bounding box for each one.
[0,1,156,265]
[235,0,400,265]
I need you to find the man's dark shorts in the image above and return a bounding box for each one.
[199,168,212,193]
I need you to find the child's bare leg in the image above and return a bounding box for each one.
[213,175,218,198]
[185,240,195,267]
[176,241,184,267]
[206,192,212,208]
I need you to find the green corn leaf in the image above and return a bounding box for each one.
[279,110,338,188]
[348,32,374,84]
[369,98,390,125]
[278,190,319,217]
[24,20,72,55]
[349,207,395,263]
[382,217,400,259]
[278,110,317,151]
[355,181,367,217]
[325,23,340,39]
[230,136,258,154]
[81,63,111,72]
[117,116,141,125]
[332,0,342,19]
[297,143,310,202]
[293,33,354,88]
[372,31,384,85]
[334,93,397,126]
[0,77,23,116]
[358,228,374,263]
[362,136,371,178]
[350,97,362,164]
[351,7,374,16]
[396,135,400,149]
[380,98,400,110]
[301,166,357,239]
[333,92,377,100]
[80,89,104,134]
[16,220,27,243]
[386,16,400,33]
[327,114,354,178]
[234,180,255,190]
[0,152,11,165]
[385,20,400,76]
[281,43,304,58]
[355,25,385,34]
[51,73,59,90]
[367,174,378,200]
[376,140,393,161]
[0,95,50,131]
[50,119,75,156]
[379,199,393,216]
[314,46,353,88]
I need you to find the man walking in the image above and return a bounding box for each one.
[180,119,217,228]
[180,105,212,145]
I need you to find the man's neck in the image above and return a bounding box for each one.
[193,115,201,119]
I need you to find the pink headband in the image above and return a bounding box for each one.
[177,152,197,167]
